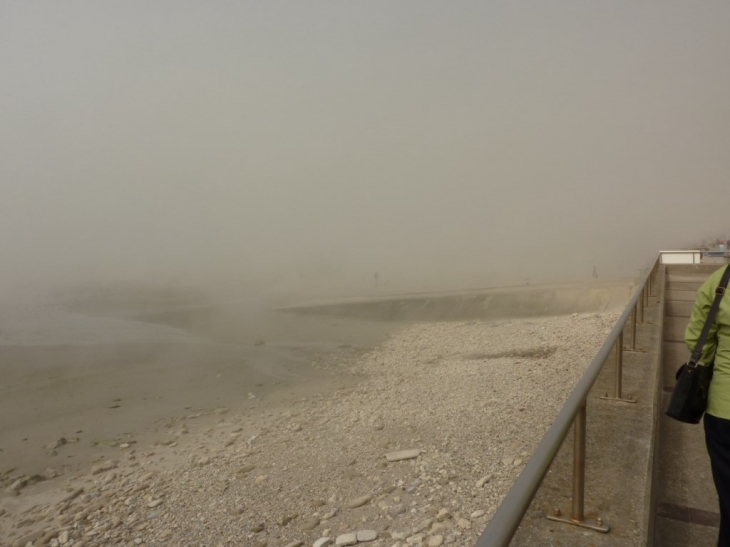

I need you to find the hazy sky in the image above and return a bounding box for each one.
[2,2,730,296]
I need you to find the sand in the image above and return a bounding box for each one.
[0,290,397,479]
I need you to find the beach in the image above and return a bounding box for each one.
[0,290,617,547]
[0,290,397,479]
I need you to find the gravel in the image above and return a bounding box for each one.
[0,313,617,547]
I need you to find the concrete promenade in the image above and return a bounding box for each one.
[655,264,722,546]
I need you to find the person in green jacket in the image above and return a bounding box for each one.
[686,264,730,546]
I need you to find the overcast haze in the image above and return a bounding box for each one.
[2,2,730,298]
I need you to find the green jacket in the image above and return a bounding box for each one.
[685,265,730,419]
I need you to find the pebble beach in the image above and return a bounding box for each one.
[1,312,618,547]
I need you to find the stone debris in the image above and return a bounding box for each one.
[356,529,377,542]
[0,314,616,547]
[90,460,117,475]
[335,532,358,546]
[301,516,320,530]
[385,449,421,462]
[5,478,27,492]
[476,475,492,488]
[345,495,372,509]
[236,463,256,476]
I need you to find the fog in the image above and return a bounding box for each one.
[2,1,730,300]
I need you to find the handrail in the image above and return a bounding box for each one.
[475,256,661,547]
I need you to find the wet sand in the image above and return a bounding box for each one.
[0,292,398,478]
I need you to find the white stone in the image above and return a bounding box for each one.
[314,538,333,547]
[335,533,358,547]
[7,478,26,491]
[356,530,378,542]
[147,499,163,508]
[457,518,471,529]
[430,523,446,534]
[346,495,371,509]
[285,542,304,547]
[58,531,70,545]
[90,461,116,475]
[385,449,421,462]
[428,536,444,547]
[301,516,320,530]
[436,509,451,521]
[470,510,485,519]
[476,475,492,488]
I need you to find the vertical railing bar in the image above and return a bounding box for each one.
[615,333,623,398]
[648,273,652,297]
[638,287,645,323]
[631,305,637,350]
[571,401,587,521]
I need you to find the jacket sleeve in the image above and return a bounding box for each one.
[685,276,720,363]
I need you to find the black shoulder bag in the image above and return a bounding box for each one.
[666,264,730,424]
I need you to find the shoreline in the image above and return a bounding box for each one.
[0,296,397,479]
[1,312,617,546]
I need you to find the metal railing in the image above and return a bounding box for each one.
[475,256,662,547]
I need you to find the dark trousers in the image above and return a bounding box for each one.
[705,413,730,546]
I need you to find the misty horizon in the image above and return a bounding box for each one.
[2,2,729,299]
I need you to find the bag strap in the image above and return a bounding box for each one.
[690,264,730,365]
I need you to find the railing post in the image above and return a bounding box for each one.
[648,273,652,297]
[638,287,645,324]
[572,401,586,521]
[615,333,623,399]
[601,333,636,403]
[624,303,645,353]
[631,306,637,349]
[546,401,609,533]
